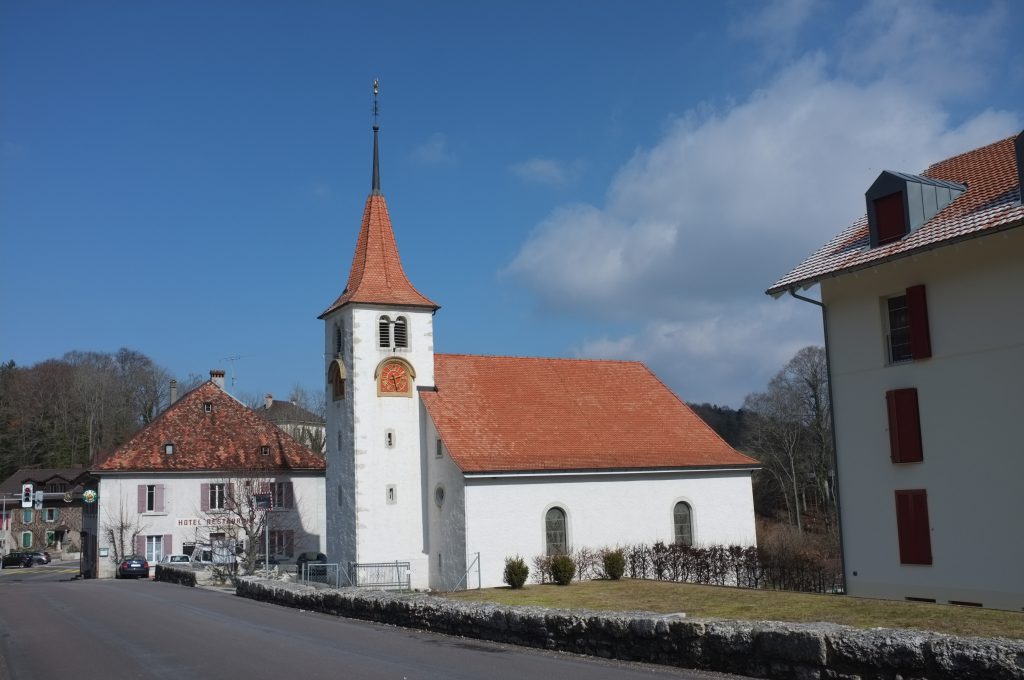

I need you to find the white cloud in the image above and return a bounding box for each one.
[509,157,583,187]
[732,0,820,60]
[506,2,1019,406]
[411,133,454,165]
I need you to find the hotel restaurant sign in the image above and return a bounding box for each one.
[176,516,242,528]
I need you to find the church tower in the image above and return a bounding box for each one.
[319,83,438,588]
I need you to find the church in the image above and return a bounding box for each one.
[319,107,758,590]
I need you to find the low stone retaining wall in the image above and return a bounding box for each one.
[155,564,197,587]
[236,577,1024,680]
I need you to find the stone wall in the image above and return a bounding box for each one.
[155,564,197,587]
[236,578,1024,680]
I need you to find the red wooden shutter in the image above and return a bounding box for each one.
[155,485,165,513]
[886,388,923,463]
[137,485,146,513]
[874,192,907,244]
[906,284,932,359]
[200,483,210,512]
[895,489,932,565]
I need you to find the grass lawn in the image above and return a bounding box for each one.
[442,579,1024,640]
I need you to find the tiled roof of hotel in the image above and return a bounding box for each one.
[94,381,325,473]
[768,133,1024,296]
[319,194,438,317]
[420,354,757,474]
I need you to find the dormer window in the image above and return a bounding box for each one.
[261,445,270,456]
[164,443,175,455]
[204,402,213,413]
[866,171,965,248]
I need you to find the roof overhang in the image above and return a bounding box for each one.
[463,464,760,480]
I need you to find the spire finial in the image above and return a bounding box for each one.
[371,79,381,195]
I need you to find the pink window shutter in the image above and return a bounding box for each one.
[155,485,165,513]
[200,483,210,512]
[137,485,146,513]
[135,535,145,557]
[162,534,172,558]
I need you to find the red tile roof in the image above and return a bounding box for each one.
[319,194,438,318]
[94,381,325,473]
[420,354,757,474]
[768,133,1024,295]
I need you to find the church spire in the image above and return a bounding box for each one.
[371,79,381,196]
[318,81,438,319]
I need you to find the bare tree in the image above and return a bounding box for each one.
[103,494,148,564]
[193,467,310,576]
[743,346,834,534]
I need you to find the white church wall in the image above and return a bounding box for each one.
[422,414,467,591]
[324,307,356,568]
[463,470,756,589]
[339,305,435,589]
[96,472,325,579]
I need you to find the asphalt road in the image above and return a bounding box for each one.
[0,570,753,680]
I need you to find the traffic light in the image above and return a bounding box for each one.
[21,483,33,508]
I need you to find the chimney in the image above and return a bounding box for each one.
[210,369,226,389]
[265,393,273,410]
[169,379,178,406]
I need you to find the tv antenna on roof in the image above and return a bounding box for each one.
[220,355,249,389]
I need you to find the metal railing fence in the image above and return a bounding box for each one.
[349,560,411,591]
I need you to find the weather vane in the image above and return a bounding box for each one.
[373,79,380,129]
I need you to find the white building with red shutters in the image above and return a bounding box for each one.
[91,371,326,578]
[320,114,758,590]
[769,131,1024,610]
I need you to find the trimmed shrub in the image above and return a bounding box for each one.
[503,555,529,589]
[602,549,626,580]
[550,554,575,586]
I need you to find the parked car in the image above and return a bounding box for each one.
[161,554,192,565]
[295,552,327,573]
[28,551,51,565]
[2,552,33,568]
[116,555,150,579]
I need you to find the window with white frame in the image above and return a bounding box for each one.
[885,294,912,363]
[45,508,59,523]
[46,530,55,546]
[674,501,693,546]
[146,484,156,512]
[22,532,32,548]
[22,509,32,524]
[545,507,567,555]
[209,483,226,510]
[145,535,164,563]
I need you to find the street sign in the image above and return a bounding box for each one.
[34,491,43,502]
[254,493,273,510]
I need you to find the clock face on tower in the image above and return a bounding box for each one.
[378,360,411,396]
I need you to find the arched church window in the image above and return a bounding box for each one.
[393,317,408,348]
[674,501,693,546]
[545,507,567,556]
[378,316,392,348]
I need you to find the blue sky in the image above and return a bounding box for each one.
[2,0,1022,407]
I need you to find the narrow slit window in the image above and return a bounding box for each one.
[393,317,408,348]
